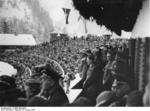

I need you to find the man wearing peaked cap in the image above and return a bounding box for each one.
[33,63,63,81]
[32,63,69,106]
[78,49,91,84]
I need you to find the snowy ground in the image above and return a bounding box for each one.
[0,61,17,76]
[66,74,82,103]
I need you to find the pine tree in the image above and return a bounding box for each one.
[3,20,10,33]
[0,19,3,33]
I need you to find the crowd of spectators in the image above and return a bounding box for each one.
[0,35,149,106]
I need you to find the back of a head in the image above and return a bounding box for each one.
[126,90,143,106]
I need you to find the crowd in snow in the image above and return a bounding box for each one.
[0,36,148,106]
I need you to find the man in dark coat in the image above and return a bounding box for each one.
[46,82,69,106]
[102,51,116,90]
[72,49,90,89]
[78,49,91,81]
[34,63,69,106]
[77,52,104,105]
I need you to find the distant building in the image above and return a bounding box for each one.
[50,32,69,43]
[0,34,36,52]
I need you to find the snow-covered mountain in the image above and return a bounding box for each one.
[0,0,54,43]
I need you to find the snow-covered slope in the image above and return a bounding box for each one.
[0,0,54,43]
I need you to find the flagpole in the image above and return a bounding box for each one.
[62,8,71,35]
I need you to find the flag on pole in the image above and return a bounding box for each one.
[62,8,71,24]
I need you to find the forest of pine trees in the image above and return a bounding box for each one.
[0,0,54,43]
[0,19,11,34]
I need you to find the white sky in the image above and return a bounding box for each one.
[0,0,31,20]
[39,0,132,38]
[39,0,112,37]
[0,0,132,38]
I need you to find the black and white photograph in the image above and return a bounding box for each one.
[0,0,150,109]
